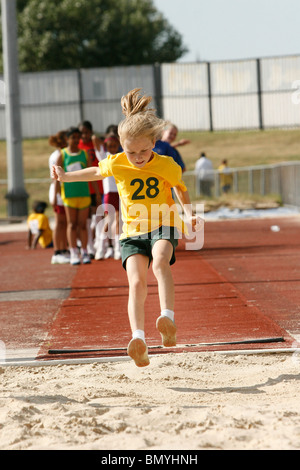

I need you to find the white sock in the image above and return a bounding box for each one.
[132,329,145,343]
[90,214,96,231]
[161,309,174,322]
[70,247,79,256]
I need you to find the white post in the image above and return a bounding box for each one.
[1,0,28,216]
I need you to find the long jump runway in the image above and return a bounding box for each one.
[1,215,300,365]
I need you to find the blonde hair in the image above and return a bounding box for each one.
[164,121,178,132]
[118,88,165,144]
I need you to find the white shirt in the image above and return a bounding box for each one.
[195,157,214,181]
[48,149,63,205]
[95,146,118,194]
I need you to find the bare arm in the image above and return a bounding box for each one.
[27,229,42,249]
[86,153,102,202]
[171,138,190,148]
[173,185,204,232]
[173,185,193,217]
[51,164,103,183]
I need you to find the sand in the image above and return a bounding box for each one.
[1,350,300,450]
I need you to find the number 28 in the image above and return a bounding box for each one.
[131,177,159,200]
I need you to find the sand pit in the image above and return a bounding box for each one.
[1,351,300,450]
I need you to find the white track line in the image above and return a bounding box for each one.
[1,348,300,368]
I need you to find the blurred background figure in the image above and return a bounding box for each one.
[78,120,103,259]
[161,122,190,151]
[48,130,69,264]
[57,126,96,265]
[159,122,188,173]
[195,152,214,197]
[27,201,53,250]
[218,159,233,194]
[153,131,186,172]
[93,133,121,260]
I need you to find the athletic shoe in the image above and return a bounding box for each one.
[51,253,70,264]
[82,253,91,264]
[95,248,104,260]
[61,251,70,261]
[58,253,70,264]
[70,252,81,265]
[87,243,95,259]
[104,246,114,259]
[156,315,177,347]
[51,254,60,264]
[127,338,150,367]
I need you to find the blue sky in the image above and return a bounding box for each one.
[153,0,300,62]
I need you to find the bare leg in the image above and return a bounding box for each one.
[126,254,149,332]
[77,207,90,250]
[65,206,78,249]
[56,212,68,251]
[125,254,150,367]
[152,239,177,347]
[151,239,174,311]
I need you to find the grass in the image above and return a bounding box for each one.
[179,128,300,170]
[1,128,300,218]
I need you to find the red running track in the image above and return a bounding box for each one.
[0,215,299,362]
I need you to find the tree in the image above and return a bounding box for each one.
[0,0,188,72]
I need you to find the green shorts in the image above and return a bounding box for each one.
[120,226,179,270]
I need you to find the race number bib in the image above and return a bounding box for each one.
[66,162,82,172]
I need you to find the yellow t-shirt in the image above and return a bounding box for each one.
[98,151,187,239]
[27,213,53,248]
[218,164,233,186]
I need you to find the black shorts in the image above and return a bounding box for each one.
[120,226,179,270]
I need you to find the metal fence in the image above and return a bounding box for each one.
[1,161,299,211]
[183,161,300,207]
[1,54,300,138]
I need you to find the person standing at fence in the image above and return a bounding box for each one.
[78,120,103,259]
[48,130,69,264]
[56,126,98,265]
[218,159,233,194]
[51,88,203,367]
[195,152,214,197]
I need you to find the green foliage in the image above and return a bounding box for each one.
[0,0,188,72]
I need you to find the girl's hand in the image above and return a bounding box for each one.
[51,165,65,182]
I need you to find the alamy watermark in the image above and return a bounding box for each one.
[95,202,205,251]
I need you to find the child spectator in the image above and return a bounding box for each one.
[93,134,121,260]
[27,201,53,249]
[48,130,69,264]
[218,159,233,193]
[78,120,103,258]
[55,126,98,265]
